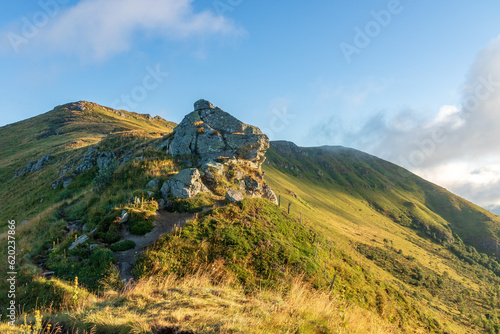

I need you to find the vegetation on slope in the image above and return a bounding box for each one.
[0,272,404,334]
[2,107,500,333]
[263,141,500,333]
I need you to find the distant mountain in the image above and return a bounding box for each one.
[265,141,500,255]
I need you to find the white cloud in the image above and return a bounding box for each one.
[308,34,500,211]
[431,105,464,130]
[2,0,242,60]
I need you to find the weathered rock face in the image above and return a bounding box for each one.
[161,168,211,199]
[263,183,278,205]
[146,179,160,190]
[168,100,269,169]
[226,189,244,202]
[14,155,52,177]
[96,151,116,170]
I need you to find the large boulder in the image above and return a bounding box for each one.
[161,168,210,199]
[168,100,270,169]
[226,189,244,202]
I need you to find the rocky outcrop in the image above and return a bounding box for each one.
[146,179,160,190]
[68,234,90,250]
[51,176,74,190]
[168,100,269,169]
[226,189,244,202]
[75,147,98,174]
[14,155,52,177]
[263,184,279,205]
[119,210,129,223]
[161,168,211,199]
[97,152,116,170]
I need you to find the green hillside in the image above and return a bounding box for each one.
[0,101,175,226]
[263,141,500,333]
[1,104,500,333]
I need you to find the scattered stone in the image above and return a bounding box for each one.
[75,148,98,174]
[97,151,115,170]
[203,169,215,181]
[87,147,98,156]
[146,179,160,190]
[158,199,166,210]
[51,176,74,189]
[31,155,52,173]
[68,234,89,250]
[66,222,82,232]
[119,210,129,223]
[59,163,73,176]
[89,244,101,251]
[62,177,73,188]
[120,151,134,164]
[51,179,61,189]
[75,160,94,173]
[14,161,35,177]
[14,155,52,177]
[161,168,210,199]
[226,189,244,202]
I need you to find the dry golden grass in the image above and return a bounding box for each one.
[3,272,404,334]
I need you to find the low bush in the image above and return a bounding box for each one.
[111,240,136,252]
[130,220,153,235]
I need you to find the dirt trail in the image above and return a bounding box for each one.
[114,211,195,281]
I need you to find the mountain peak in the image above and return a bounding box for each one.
[59,100,104,112]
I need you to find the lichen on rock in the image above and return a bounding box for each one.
[168,99,269,169]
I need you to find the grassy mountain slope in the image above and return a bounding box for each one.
[1,104,500,333]
[0,101,175,226]
[262,141,500,333]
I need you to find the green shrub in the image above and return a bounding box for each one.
[110,240,136,252]
[127,208,156,235]
[130,220,153,235]
[45,246,119,291]
[101,225,121,244]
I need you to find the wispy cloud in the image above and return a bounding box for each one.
[1,0,242,60]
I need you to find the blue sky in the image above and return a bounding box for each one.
[2,0,500,211]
